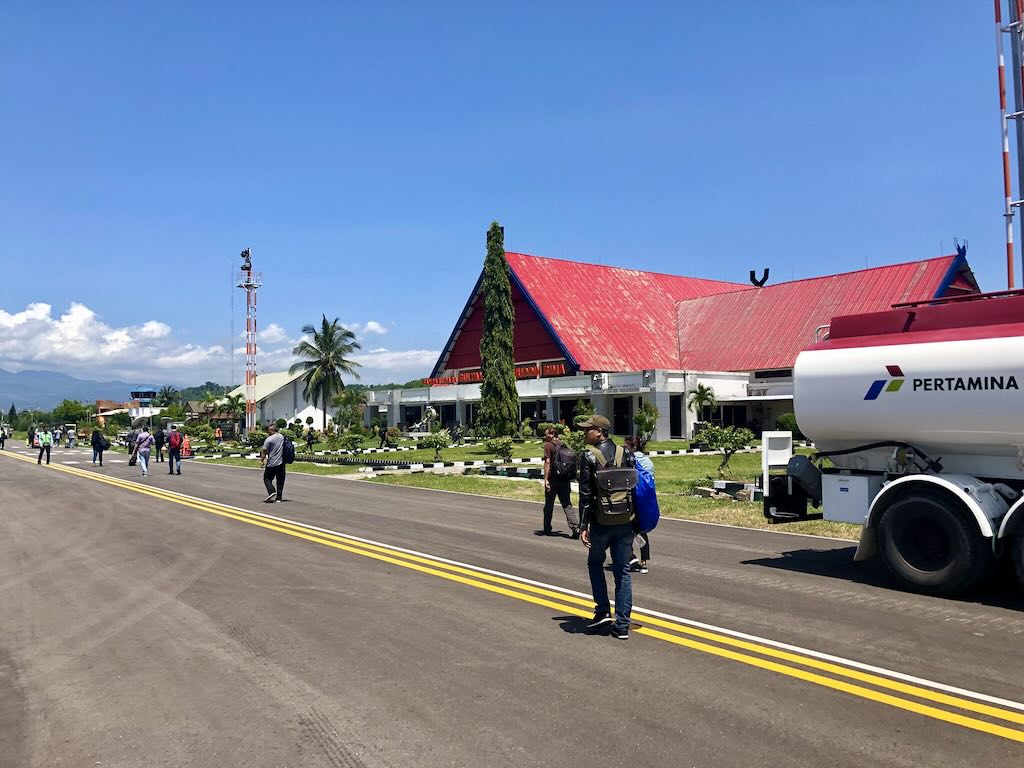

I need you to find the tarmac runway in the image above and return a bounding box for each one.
[1,444,1023,767]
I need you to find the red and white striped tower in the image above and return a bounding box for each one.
[995,0,1011,288]
[237,249,262,434]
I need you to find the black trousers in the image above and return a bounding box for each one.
[263,463,286,499]
[543,476,579,532]
[155,445,164,462]
[37,445,50,464]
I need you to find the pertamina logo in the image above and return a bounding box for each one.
[864,365,904,401]
[864,365,1019,400]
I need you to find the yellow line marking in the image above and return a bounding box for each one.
[6,451,1024,743]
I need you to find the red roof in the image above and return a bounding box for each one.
[431,251,978,377]
[504,252,747,371]
[675,255,975,371]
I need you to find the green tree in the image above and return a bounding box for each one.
[477,222,518,437]
[201,390,220,420]
[633,401,659,442]
[51,399,89,425]
[290,315,362,431]
[695,425,756,473]
[421,428,451,462]
[686,384,717,422]
[332,388,367,431]
[6,404,15,425]
[223,393,245,431]
[157,385,179,406]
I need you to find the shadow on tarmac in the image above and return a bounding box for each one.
[742,547,1024,612]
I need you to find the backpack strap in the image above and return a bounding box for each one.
[587,445,607,467]
[613,445,624,467]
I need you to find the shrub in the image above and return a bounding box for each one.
[558,424,586,455]
[246,430,269,449]
[348,423,366,437]
[385,426,401,447]
[338,431,364,452]
[695,425,756,473]
[537,422,560,435]
[520,418,534,438]
[775,412,804,439]
[483,436,515,463]
[633,402,659,442]
[275,418,287,429]
[305,416,314,425]
[421,429,451,461]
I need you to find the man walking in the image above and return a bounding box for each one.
[578,415,636,640]
[37,427,52,465]
[378,420,388,449]
[260,423,287,503]
[167,426,184,475]
[154,426,166,463]
[91,427,107,466]
[542,427,580,537]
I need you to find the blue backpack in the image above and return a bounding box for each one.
[632,458,660,533]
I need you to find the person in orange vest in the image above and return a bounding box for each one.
[181,433,192,460]
[214,426,223,445]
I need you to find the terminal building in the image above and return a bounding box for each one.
[362,249,979,440]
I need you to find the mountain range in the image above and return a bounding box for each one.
[0,369,151,410]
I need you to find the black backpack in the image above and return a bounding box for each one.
[552,440,578,479]
[587,445,636,525]
[282,436,296,464]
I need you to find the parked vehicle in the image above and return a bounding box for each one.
[765,289,1024,595]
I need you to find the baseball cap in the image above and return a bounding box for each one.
[576,415,611,430]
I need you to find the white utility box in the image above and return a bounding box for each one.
[822,473,883,525]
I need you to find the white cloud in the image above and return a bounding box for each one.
[258,323,289,343]
[0,301,435,386]
[0,301,226,384]
[137,321,171,339]
[344,320,388,337]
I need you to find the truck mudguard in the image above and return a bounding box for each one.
[865,474,1005,540]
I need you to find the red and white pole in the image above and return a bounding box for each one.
[997,0,1017,289]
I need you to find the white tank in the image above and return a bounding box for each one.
[794,332,1024,479]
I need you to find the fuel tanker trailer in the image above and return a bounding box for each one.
[766,290,1024,595]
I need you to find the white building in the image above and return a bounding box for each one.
[226,370,327,428]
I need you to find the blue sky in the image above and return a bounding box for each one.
[0,1,1011,385]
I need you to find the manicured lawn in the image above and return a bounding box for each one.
[197,456,362,475]
[365,447,859,540]
[298,441,547,464]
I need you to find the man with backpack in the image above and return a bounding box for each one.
[167,426,184,475]
[578,415,636,640]
[260,423,291,503]
[542,427,580,538]
[154,426,166,463]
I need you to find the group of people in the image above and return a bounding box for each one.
[124,425,186,477]
[542,416,655,641]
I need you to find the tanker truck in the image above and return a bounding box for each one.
[765,289,1024,596]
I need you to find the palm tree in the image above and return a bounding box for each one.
[686,384,717,423]
[223,393,245,432]
[157,385,179,407]
[290,316,362,431]
[201,390,220,419]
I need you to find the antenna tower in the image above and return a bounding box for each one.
[237,248,262,434]
[995,0,1024,288]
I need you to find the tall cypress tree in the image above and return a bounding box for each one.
[478,221,519,437]
[6,404,15,425]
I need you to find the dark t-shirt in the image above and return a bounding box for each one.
[543,439,558,463]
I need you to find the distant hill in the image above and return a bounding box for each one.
[0,369,139,410]
[0,369,226,411]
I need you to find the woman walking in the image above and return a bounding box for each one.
[136,426,155,477]
[625,435,653,574]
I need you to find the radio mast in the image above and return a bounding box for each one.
[237,249,262,434]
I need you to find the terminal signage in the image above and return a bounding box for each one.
[422,361,569,387]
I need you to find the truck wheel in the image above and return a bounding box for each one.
[877,489,991,596]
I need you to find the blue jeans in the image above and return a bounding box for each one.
[587,522,634,630]
[92,448,103,465]
[138,450,150,474]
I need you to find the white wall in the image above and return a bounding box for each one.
[258,380,328,427]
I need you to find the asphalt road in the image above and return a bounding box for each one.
[2,445,1024,767]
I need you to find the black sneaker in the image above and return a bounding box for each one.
[265,492,277,503]
[639,562,649,574]
[570,527,580,540]
[610,625,629,640]
[628,558,641,573]
[587,611,613,630]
